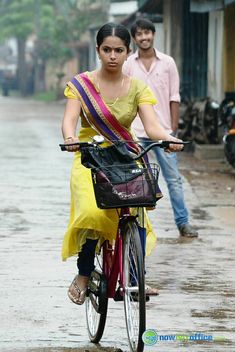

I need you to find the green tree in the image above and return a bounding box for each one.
[33,0,108,95]
[0,0,56,95]
[33,2,75,94]
[0,0,35,95]
[0,0,108,96]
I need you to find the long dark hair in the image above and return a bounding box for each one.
[96,22,131,50]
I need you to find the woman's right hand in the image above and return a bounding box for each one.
[64,136,80,152]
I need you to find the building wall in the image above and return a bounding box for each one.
[163,0,183,76]
[163,0,171,56]
[45,57,78,92]
[169,0,183,76]
[154,22,164,53]
[207,10,224,102]
[157,0,235,101]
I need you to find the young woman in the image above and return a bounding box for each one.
[61,22,183,305]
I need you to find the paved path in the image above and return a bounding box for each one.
[0,97,234,352]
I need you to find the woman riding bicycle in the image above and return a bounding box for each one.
[61,22,183,305]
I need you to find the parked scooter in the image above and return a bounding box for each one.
[219,98,235,168]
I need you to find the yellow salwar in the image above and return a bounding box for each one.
[62,73,158,261]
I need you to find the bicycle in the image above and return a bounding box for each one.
[60,136,188,351]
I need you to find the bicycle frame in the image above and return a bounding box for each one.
[86,207,146,350]
[102,208,138,298]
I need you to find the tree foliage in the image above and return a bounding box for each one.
[0,0,108,63]
[0,0,108,94]
[0,0,34,40]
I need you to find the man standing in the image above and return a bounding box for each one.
[123,18,198,237]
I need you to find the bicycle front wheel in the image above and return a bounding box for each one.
[123,221,146,352]
[85,245,108,343]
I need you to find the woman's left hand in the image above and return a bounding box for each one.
[166,136,184,152]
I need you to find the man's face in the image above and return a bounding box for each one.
[133,27,155,50]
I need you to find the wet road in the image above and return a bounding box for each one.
[0,97,235,352]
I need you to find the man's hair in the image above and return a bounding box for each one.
[130,18,156,38]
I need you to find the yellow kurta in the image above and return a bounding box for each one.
[62,72,157,261]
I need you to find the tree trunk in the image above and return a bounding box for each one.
[34,58,46,93]
[17,37,28,96]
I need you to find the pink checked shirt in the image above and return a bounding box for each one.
[123,49,180,137]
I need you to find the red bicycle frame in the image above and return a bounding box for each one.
[103,208,137,298]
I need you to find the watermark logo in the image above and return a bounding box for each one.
[142,330,226,346]
[142,329,158,346]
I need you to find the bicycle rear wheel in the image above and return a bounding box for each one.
[123,221,146,352]
[85,245,108,343]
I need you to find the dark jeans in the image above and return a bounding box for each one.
[77,239,98,277]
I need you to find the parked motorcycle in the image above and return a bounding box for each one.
[219,98,235,168]
[178,97,220,144]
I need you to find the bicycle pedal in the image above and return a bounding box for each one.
[114,290,124,301]
[114,284,151,302]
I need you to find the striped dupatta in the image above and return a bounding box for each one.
[68,72,139,154]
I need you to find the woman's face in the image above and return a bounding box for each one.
[97,36,129,71]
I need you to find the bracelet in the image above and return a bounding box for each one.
[64,136,73,141]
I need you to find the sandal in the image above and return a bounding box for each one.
[67,275,88,305]
[145,284,159,296]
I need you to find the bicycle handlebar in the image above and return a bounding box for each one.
[60,141,92,151]
[132,140,190,160]
[59,138,191,159]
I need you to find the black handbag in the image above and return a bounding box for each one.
[81,142,144,183]
[81,142,161,209]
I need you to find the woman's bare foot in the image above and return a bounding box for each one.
[67,275,89,305]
